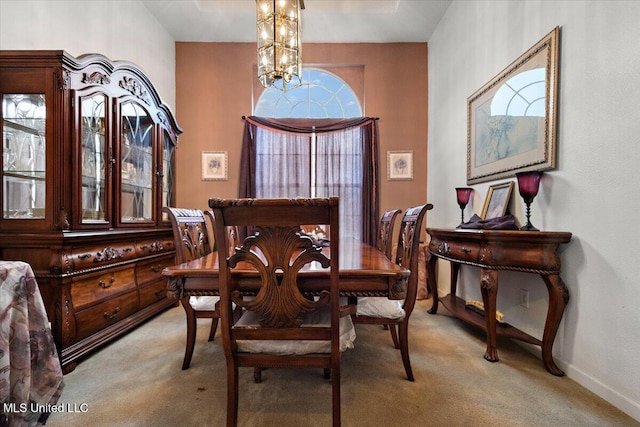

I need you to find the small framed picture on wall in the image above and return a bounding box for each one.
[387,151,413,181]
[201,151,228,181]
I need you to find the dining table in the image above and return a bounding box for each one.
[162,240,410,301]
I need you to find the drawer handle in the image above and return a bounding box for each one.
[150,241,165,253]
[437,242,450,256]
[461,247,471,253]
[103,307,121,319]
[98,276,116,289]
[150,265,163,273]
[78,254,91,259]
[154,289,165,297]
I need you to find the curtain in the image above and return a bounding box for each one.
[239,116,379,246]
[254,127,310,198]
[315,127,362,241]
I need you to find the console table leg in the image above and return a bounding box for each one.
[450,262,460,296]
[427,255,439,314]
[480,268,499,362]
[540,274,569,376]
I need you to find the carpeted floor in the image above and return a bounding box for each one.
[47,299,638,426]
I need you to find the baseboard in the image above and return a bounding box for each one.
[562,362,640,423]
[516,342,640,422]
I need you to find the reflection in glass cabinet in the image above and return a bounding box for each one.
[161,130,175,222]
[81,94,107,222]
[121,101,153,222]
[2,94,46,219]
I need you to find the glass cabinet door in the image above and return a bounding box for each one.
[120,101,154,223]
[161,129,175,222]
[2,94,46,219]
[80,94,107,223]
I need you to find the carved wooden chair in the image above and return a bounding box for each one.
[164,207,220,370]
[352,204,432,381]
[353,208,403,346]
[209,197,353,427]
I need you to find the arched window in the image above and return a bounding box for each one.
[255,68,362,118]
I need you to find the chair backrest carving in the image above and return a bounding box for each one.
[377,209,402,259]
[233,225,330,327]
[204,210,239,257]
[209,197,340,331]
[395,204,433,305]
[163,207,211,264]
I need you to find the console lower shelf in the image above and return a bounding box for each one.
[439,294,541,346]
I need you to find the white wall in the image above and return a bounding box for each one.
[428,0,640,421]
[0,0,176,110]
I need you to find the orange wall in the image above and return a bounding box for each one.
[175,42,428,218]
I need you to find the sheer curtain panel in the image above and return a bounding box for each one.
[239,116,379,245]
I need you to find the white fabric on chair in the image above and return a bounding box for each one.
[235,306,356,355]
[189,296,219,311]
[356,297,406,320]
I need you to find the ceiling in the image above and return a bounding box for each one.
[141,0,452,43]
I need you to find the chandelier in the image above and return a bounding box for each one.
[256,0,304,90]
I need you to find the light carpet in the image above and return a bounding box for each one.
[46,299,638,426]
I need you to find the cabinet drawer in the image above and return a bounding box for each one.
[139,279,169,309]
[136,256,174,286]
[71,242,137,271]
[429,238,481,263]
[71,266,136,309]
[136,238,174,257]
[74,291,139,341]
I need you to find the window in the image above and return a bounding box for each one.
[255,68,362,118]
[252,68,366,241]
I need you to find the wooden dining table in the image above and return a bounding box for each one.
[162,240,410,300]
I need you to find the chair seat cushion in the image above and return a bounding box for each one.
[189,296,219,311]
[235,306,356,355]
[356,297,405,320]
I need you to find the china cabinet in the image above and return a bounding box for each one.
[0,51,181,372]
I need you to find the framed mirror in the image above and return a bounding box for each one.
[467,26,559,185]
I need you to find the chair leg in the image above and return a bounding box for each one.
[253,367,263,383]
[398,320,414,381]
[227,361,239,427]
[208,318,219,342]
[387,323,400,349]
[181,298,197,370]
[331,363,341,427]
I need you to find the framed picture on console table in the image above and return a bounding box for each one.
[467,26,559,184]
[481,182,514,220]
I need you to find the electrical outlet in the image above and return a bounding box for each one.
[519,289,529,308]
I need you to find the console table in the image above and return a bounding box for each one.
[426,228,572,376]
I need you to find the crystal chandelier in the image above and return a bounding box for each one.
[256,0,304,90]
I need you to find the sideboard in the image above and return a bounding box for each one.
[426,227,572,376]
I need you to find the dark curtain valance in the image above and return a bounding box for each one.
[239,116,380,246]
[242,115,378,135]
